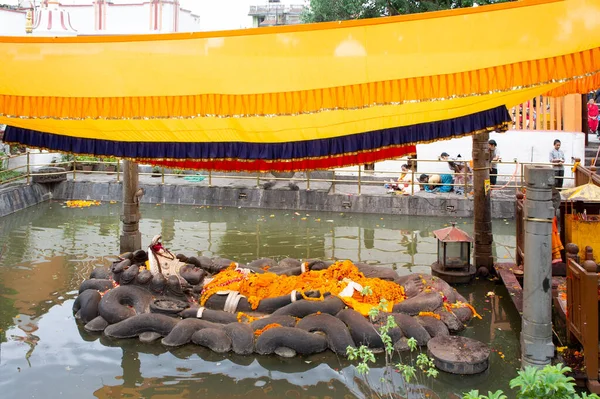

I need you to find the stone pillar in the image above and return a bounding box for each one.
[521,165,555,369]
[472,132,493,275]
[120,160,141,253]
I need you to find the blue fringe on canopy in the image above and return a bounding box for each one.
[4,106,510,162]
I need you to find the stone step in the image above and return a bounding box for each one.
[495,263,523,313]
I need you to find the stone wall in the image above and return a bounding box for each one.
[0,183,52,217]
[50,181,516,219]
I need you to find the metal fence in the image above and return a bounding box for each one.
[0,152,577,195]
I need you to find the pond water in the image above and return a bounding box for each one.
[0,202,521,399]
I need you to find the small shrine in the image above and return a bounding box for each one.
[431,222,475,284]
[29,0,77,37]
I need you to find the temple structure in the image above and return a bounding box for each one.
[0,0,200,36]
[248,0,304,27]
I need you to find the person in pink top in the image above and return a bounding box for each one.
[588,99,599,137]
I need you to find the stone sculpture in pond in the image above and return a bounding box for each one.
[73,235,480,358]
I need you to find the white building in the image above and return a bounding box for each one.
[248,0,304,27]
[0,0,200,36]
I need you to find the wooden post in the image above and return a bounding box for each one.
[472,132,494,275]
[120,159,142,253]
[563,94,582,132]
[26,152,30,185]
[357,165,362,195]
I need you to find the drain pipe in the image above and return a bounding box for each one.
[521,165,555,369]
[120,160,142,253]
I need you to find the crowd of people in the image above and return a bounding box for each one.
[384,151,473,195]
[383,137,568,195]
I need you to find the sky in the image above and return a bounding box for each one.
[1,0,305,31]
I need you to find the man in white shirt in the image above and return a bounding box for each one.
[549,139,565,188]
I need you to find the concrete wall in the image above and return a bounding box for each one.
[6,151,58,174]
[50,180,516,219]
[0,8,26,36]
[0,183,51,218]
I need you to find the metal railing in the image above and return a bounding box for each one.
[0,153,577,194]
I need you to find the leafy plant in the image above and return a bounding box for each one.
[0,169,24,183]
[74,155,98,166]
[151,165,162,177]
[345,298,438,398]
[60,154,75,163]
[302,0,512,23]
[102,156,117,163]
[463,363,600,399]
[510,363,598,399]
[463,390,507,399]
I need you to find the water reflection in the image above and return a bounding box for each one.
[0,201,519,398]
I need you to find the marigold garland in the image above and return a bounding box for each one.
[200,260,406,313]
[452,302,482,320]
[418,311,441,320]
[254,323,282,337]
[65,200,100,208]
[237,312,259,323]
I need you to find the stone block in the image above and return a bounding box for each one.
[31,167,67,184]
[524,165,554,188]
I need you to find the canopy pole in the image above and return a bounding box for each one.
[521,165,555,368]
[472,132,493,275]
[120,160,142,253]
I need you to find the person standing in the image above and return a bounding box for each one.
[488,140,500,185]
[588,99,599,137]
[549,139,565,189]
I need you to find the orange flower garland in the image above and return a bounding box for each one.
[236,312,259,323]
[200,260,406,313]
[65,200,101,208]
[254,323,282,337]
[418,311,441,320]
[452,302,482,320]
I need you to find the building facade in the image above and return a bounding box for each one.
[0,0,200,36]
[248,0,303,27]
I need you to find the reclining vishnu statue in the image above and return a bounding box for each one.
[73,234,481,357]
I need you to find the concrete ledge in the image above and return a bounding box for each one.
[0,183,51,217]
[48,180,516,219]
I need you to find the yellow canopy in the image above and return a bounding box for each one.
[561,183,600,202]
[1,0,599,171]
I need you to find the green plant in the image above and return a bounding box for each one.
[463,390,507,399]
[74,155,98,166]
[0,150,7,170]
[510,363,599,399]
[345,299,438,399]
[0,169,24,183]
[173,168,185,175]
[60,154,75,163]
[151,165,162,177]
[463,364,600,399]
[102,156,117,163]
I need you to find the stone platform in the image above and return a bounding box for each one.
[1,171,517,219]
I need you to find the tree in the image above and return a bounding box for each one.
[301,0,513,23]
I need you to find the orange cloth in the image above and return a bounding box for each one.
[552,217,564,263]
